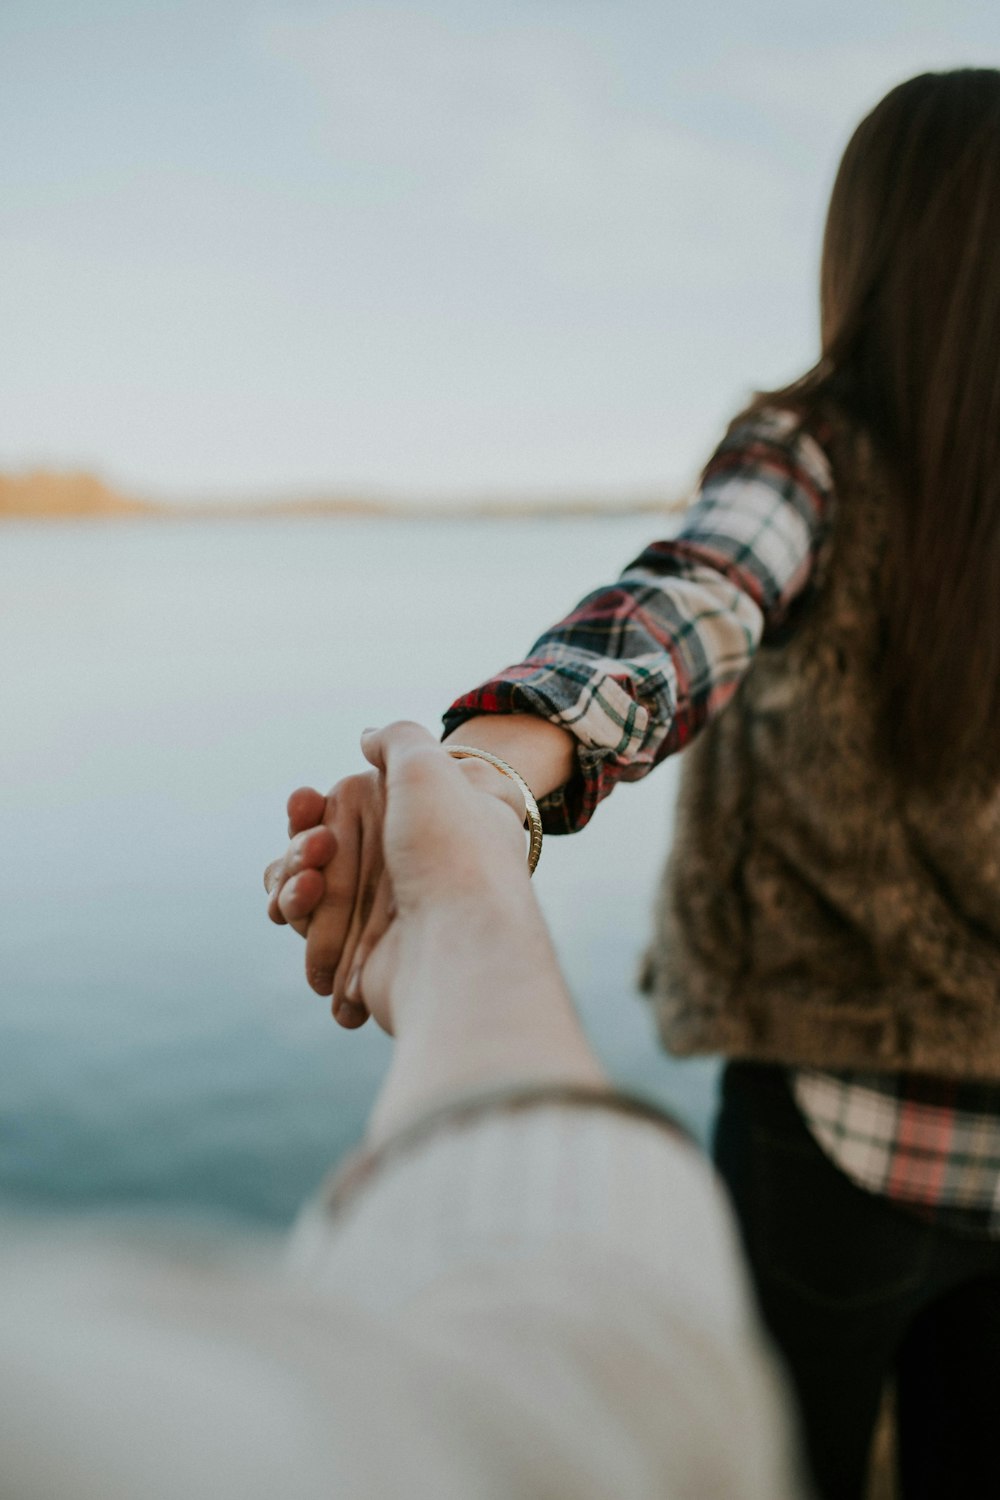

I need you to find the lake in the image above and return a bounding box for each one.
[0,516,719,1227]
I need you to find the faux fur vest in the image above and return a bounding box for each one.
[641,421,1000,1078]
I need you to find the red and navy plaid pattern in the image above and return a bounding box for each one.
[444,407,1000,1237]
[793,1070,1000,1235]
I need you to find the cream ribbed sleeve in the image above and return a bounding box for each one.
[0,1097,808,1500]
[287,1095,808,1500]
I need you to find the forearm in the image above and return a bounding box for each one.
[442,712,576,802]
[442,415,832,833]
[366,894,605,1147]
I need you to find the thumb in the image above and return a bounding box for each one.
[360,721,452,786]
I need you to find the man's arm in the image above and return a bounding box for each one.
[280,725,807,1496]
[1,723,807,1500]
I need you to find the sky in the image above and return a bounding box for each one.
[1,1,997,502]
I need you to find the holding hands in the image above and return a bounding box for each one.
[263,724,531,1030]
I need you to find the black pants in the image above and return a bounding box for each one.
[713,1062,1000,1500]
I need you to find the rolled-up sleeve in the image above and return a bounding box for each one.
[443,409,833,832]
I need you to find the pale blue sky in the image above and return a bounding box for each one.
[1,1,996,500]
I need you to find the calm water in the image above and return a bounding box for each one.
[1,517,718,1226]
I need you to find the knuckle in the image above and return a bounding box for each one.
[395,749,439,791]
[326,770,375,814]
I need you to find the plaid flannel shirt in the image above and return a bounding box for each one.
[444,408,1000,1237]
[444,408,825,837]
[792,1071,1000,1235]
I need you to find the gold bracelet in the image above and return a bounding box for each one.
[445,745,543,876]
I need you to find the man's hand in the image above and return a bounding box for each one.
[351,722,536,1032]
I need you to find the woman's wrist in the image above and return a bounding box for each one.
[442,713,576,802]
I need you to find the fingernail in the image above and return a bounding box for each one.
[283,875,300,904]
[345,964,362,1002]
[360,726,377,738]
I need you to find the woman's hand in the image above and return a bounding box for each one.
[263,743,529,1029]
[264,770,390,1028]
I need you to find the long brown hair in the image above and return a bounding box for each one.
[746,69,1000,789]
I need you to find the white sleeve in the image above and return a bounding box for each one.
[0,1102,808,1500]
[287,1100,810,1500]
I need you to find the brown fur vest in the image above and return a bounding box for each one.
[641,422,1000,1077]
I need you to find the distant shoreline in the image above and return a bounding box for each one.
[0,470,684,522]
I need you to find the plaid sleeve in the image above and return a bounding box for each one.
[443,409,834,833]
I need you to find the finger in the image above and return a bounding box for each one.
[334,866,394,1022]
[303,804,364,996]
[363,866,396,949]
[359,721,465,857]
[266,825,336,925]
[359,720,439,779]
[287,786,327,838]
[332,997,370,1030]
[277,867,326,925]
[332,1003,369,1029]
[328,787,386,1015]
[265,828,325,896]
[361,721,525,822]
[331,950,371,1029]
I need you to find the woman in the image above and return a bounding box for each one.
[267,70,1000,1500]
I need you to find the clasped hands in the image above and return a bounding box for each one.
[263,724,530,1031]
